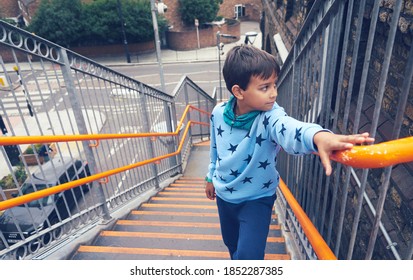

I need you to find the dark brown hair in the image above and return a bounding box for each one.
[222,45,280,93]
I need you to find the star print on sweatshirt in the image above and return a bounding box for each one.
[206,101,326,204]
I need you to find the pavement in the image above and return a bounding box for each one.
[0,21,262,179]
[94,21,262,66]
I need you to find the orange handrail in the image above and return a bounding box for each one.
[0,105,210,146]
[278,178,337,260]
[0,105,210,211]
[330,136,413,169]
[0,120,209,211]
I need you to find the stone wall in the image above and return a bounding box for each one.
[261,0,313,55]
[262,0,413,259]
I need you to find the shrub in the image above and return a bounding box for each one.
[28,0,168,47]
[0,165,27,190]
[28,0,84,47]
[179,0,220,27]
[23,143,43,154]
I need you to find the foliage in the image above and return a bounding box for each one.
[0,165,27,190]
[179,0,220,26]
[23,144,43,154]
[81,0,122,45]
[28,0,84,47]
[28,0,168,47]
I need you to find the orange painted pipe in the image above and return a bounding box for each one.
[278,178,337,260]
[330,136,413,169]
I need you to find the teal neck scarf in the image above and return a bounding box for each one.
[223,96,260,131]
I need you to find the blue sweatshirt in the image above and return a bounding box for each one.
[206,100,325,204]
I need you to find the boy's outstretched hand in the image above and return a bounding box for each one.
[313,131,375,176]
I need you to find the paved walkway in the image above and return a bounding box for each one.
[94,21,262,66]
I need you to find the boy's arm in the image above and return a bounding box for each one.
[269,108,326,155]
[313,131,374,176]
[205,113,217,199]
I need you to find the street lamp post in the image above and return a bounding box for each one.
[116,0,131,63]
[150,0,166,92]
[216,31,237,101]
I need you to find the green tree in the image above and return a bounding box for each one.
[82,0,166,45]
[179,0,220,26]
[28,0,83,47]
[123,0,168,43]
[81,0,122,45]
[28,0,167,47]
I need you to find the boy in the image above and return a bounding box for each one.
[205,45,374,260]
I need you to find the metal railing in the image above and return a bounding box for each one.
[273,0,413,259]
[0,105,211,211]
[0,20,214,259]
[0,106,210,260]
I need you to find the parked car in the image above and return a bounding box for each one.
[0,157,91,248]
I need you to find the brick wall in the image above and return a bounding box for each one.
[218,0,262,21]
[1,0,20,17]
[162,0,185,31]
[163,0,262,32]
[71,41,155,58]
[167,20,240,50]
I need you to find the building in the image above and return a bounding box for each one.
[0,0,40,26]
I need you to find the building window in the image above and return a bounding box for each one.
[234,4,245,19]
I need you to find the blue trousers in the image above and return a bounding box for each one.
[216,193,276,260]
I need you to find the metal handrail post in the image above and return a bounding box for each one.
[59,48,112,222]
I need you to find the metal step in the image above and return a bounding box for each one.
[71,177,291,260]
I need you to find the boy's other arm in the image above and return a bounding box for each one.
[205,182,216,200]
[314,131,375,176]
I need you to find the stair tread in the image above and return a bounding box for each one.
[100,231,286,243]
[73,246,290,260]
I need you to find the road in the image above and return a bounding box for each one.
[111,61,222,97]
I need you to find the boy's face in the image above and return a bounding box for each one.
[233,72,278,115]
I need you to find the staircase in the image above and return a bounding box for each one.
[70,141,291,260]
[70,176,290,260]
